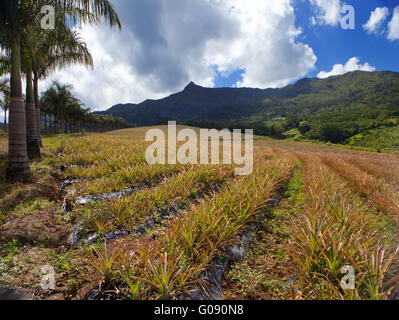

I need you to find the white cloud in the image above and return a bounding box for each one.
[309,0,342,26]
[208,0,317,88]
[40,28,174,110]
[42,0,317,110]
[310,16,317,25]
[41,26,171,110]
[388,6,399,40]
[317,57,376,79]
[363,7,389,34]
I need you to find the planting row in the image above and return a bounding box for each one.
[321,155,399,215]
[59,135,149,167]
[88,155,295,299]
[77,164,234,235]
[289,154,398,299]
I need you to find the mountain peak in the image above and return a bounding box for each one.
[184,81,200,91]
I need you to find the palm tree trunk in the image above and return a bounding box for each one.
[56,113,60,134]
[6,35,30,182]
[44,113,47,132]
[61,113,64,134]
[33,75,42,147]
[4,107,7,131]
[57,108,62,134]
[25,69,41,160]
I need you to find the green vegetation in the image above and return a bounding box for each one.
[346,126,399,152]
[0,239,21,282]
[11,199,54,218]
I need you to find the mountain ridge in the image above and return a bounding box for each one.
[98,71,399,133]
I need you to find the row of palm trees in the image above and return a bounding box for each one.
[40,81,130,134]
[0,0,122,182]
[1,79,130,134]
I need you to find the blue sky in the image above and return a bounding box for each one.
[214,0,399,88]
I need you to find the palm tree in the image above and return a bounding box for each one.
[41,81,77,133]
[64,99,86,133]
[39,96,55,133]
[0,96,9,131]
[1,47,41,159]
[2,26,94,150]
[0,78,10,131]
[0,1,31,180]
[22,36,41,159]
[0,26,94,159]
[28,13,94,146]
[0,0,121,182]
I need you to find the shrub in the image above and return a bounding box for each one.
[318,124,346,143]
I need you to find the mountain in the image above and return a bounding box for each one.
[99,71,399,144]
[99,80,275,126]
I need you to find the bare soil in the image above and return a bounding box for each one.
[1,210,69,246]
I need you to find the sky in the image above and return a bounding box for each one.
[2,0,399,122]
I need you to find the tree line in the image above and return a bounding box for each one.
[40,81,130,134]
[1,80,131,134]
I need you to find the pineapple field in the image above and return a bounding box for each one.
[0,127,398,300]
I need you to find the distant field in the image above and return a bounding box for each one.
[0,127,399,300]
[106,125,198,136]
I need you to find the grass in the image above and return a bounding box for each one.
[283,128,305,141]
[11,200,54,218]
[0,239,21,282]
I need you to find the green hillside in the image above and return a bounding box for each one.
[99,71,399,150]
[345,126,399,152]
